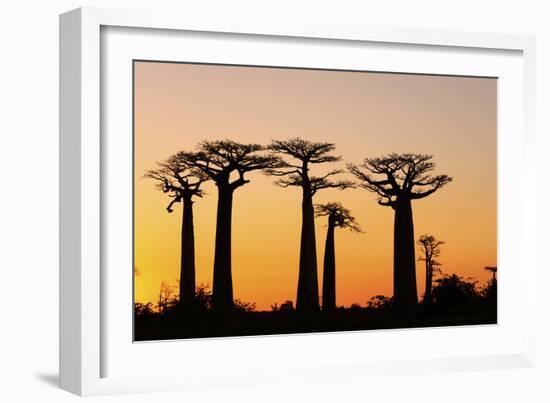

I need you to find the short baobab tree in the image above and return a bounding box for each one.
[417,234,444,305]
[482,266,497,307]
[315,202,362,312]
[145,154,208,307]
[349,153,452,315]
[179,140,281,314]
[484,266,497,281]
[268,138,354,314]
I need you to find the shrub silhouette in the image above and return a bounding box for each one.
[366,295,393,310]
[194,284,213,312]
[431,274,478,313]
[234,299,256,313]
[134,302,155,323]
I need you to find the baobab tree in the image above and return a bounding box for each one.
[417,234,444,305]
[315,202,362,312]
[145,154,208,307]
[268,138,354,314]
[179,140,281,314]
[482,266,497,307]
[484,266,497,281]
[349,153,452,315]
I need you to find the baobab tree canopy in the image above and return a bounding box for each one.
[315,202,362,233]
[144,153,208,212]
[268,138,354,194]
[348,153,452,208]
[178,140,282,189]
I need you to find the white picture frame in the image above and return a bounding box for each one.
[60,6,537,396]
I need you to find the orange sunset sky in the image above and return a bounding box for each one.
[133,61,497,310]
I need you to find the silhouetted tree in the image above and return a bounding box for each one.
[315,202,362,312]
[157,282,176,314]
[484,266,497,281]
[481,266,497,309]
[268,138,354,314]
[349,153,451,315]
[145,155,208,307]
[417,234,444,305]
[179,140,280,314]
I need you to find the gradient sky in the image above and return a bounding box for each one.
[134,61,496,310]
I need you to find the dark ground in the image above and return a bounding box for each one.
[134,306,496,341]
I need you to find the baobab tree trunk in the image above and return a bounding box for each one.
[212,185,234,314]
[296,189,320,314]
[423,261,433,305]
[393,197,418,315]
[322,218,336,312]
[179,196,196,307]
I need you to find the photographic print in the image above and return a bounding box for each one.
[133,61,497,341]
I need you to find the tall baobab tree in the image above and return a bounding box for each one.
[349,153,451,315]
[179,140,281,314]
[417,234,444,305]
[145,154,208,307]
[484,266,497,281]
[315,202,362,312]
[268,138,354,314]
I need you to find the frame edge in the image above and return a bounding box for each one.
[59,7,83,396]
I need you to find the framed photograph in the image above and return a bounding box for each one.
[60,7,537,396]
